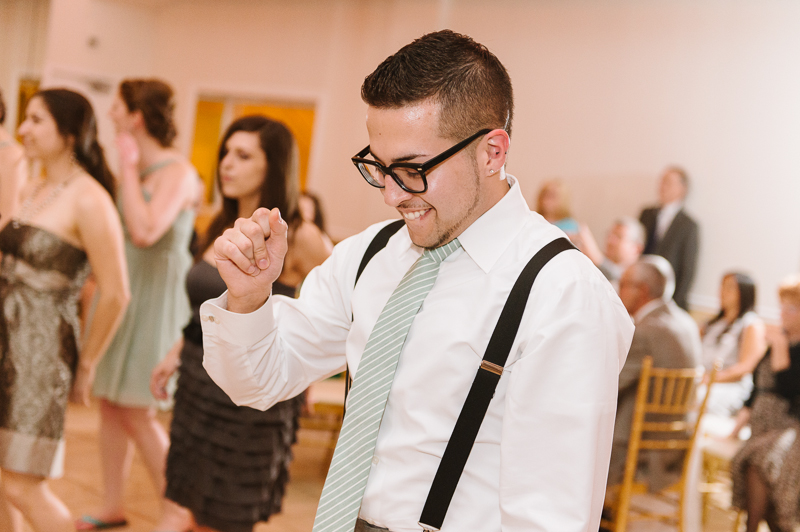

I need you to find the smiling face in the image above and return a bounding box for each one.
[218,131,267,203]
[366,101,494,249]
[17,96,70,160]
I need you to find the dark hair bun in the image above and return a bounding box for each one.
[119,79,177,147]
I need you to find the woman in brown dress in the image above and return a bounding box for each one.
[730,274,800,532]
[0,89,129,531]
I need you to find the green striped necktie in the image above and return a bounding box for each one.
[312,238,462,532]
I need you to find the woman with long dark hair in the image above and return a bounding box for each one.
[0,88,129,531]
[700,272,766,424]
[148,115,331,532]
[79,79,199,530]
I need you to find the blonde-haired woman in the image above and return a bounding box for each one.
[534,179,579,235]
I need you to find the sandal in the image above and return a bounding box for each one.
[75,515,129,530]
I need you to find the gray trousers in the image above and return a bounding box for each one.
[355,518,391,532]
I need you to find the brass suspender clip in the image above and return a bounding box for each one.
[479,360,504,376]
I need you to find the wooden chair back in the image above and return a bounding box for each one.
[602,356,718,532]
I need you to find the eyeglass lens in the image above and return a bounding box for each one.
[359,162,426,193]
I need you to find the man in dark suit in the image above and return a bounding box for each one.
[608,256,702,491]
[639,166,699,310]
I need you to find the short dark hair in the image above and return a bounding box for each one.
[119,78,177,147]
[0,87,5,125]
[361,29,514,140]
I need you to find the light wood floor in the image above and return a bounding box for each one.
[18,401,742,532]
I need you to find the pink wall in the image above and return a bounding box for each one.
[41,0,800,315]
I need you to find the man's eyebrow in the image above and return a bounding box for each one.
[369,149,427,165]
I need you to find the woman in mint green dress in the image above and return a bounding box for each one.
[77,79,200,531]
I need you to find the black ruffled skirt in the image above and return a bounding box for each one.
[165,338,303,532]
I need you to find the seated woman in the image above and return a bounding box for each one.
[532,178,579,236]
[730,274,800,532]
[700,272,766,429]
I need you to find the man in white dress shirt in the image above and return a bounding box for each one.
[200,30,634,532]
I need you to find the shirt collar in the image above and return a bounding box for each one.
[633,298,666,324]
[660,201,683,217]
[456,174,530,273]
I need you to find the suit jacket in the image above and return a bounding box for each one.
[609,300,702,488]
[639,206,699,310]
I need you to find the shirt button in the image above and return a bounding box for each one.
[371,456,379,465]
[209,316,216,323]
[201,315,208,322]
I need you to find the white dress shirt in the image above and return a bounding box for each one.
[201,176,634,532]
[655,201,682,241]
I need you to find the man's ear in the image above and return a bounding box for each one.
[482,129,510,176]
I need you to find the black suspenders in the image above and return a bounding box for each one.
[352,221,575,531]
[418,237,575,531]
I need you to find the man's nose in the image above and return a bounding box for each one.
[381,174,413,207]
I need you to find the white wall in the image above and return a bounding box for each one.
[38,0,800,317]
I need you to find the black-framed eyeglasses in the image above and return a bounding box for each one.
[351,129,492,194]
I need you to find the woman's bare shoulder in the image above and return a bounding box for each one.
[73,173,115,210]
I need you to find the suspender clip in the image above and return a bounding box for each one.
[480,360,504,376]
[418,522,440,531]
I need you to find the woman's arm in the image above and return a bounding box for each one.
[287,221,333,279]
[70,182,131,405]
[0,144,27,221]
[713,320,767,383]
[117,133,196,248]
[151,338,183,400]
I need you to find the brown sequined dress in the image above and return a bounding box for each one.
[0,223,90,477]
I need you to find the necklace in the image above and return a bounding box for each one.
[12,167,80,229]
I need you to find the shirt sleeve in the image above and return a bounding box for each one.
[200,232,369,411]
[499,255,634,531]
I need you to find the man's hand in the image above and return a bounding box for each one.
[214,207,288,313]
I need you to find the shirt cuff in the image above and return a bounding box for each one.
[199,290,276,347]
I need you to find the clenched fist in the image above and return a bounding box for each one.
[214,207,288,313]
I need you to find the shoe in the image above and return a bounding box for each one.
[75,515,129,530]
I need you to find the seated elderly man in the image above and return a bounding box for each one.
[578,217,645,289]
[608,256,702,490]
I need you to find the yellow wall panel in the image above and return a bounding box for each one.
[189,99,225,203]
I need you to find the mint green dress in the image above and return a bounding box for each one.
[93,193,194,408]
